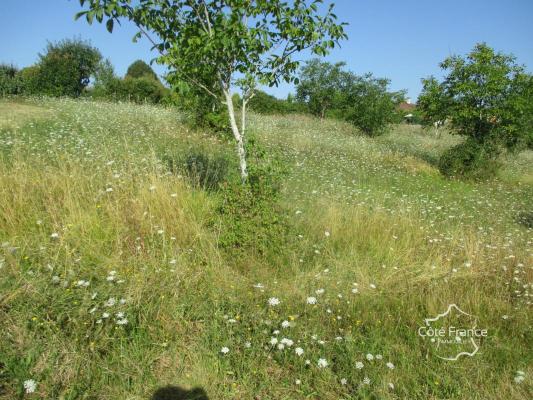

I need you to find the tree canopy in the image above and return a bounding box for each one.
[418,43,532,152]
[36,38,102,97]
[296,58,350,118]
[125,60,159,81]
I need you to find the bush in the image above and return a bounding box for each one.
[438,138,501,180]
[0,64,23,96]
[106,77,167,104]
[18,66,41,95]
[216,137,289,257]
[248,90,299,115]
[419,43,533,178]
[516,211,533,229]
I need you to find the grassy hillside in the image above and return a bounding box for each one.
[0,98,531,399]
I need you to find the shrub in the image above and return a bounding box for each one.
[295,59,349,118]
[248,90,296,115]
[438,138,501,180]
[516,211,533,229]
[106,76,167,104]
[0,64,23,96]
[18,66,41,95]
[216,137,289,257]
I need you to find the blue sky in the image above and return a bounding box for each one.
[1,0,532,100]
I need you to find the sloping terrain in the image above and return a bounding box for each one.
[0,99,531,399]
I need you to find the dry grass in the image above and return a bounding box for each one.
[0,99,531,399]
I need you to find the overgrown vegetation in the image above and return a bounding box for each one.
[0,98,531,399]
[296,59,405,135]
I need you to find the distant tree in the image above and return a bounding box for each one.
[417,76,449,133]
[36,38,102,97]
[419,43,533,178]
[75,0,346,182]
[296,59,349,118]
[94,58,116,88]
[125,60,159,81]
[343,73,404,136]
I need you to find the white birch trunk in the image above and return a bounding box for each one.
[223,88,248,182]
[241,98,246,137]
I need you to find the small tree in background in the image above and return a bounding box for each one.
[343,73,404,136]
[296,59,349,119]
[75,0,346,182]
[417,76,450,135]
[36,38,102,97]
[125,60,159,81]
[419,43,533,178]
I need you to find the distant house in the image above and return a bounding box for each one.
[398,98,416,112]
[397,98,416,123]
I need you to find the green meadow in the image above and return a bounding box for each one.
[0,98,531,399]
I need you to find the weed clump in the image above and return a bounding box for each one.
[162,149,229,191]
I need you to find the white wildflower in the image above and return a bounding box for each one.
[23,379,37,394]
[268,297,280,306]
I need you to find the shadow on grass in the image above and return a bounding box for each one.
[152,385,209,400]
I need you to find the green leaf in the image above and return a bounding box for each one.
[74,11,87,21]
[106,18,114,33]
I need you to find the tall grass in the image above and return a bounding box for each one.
[0,99,531,399]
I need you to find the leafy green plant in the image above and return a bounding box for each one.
[216,136,289,256]
[516,211,533,229]
[438,138,500,180]
[0,64,23,96]
[104,76,167,104]
[419,43,533,177]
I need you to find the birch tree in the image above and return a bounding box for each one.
[76,0,346,181]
